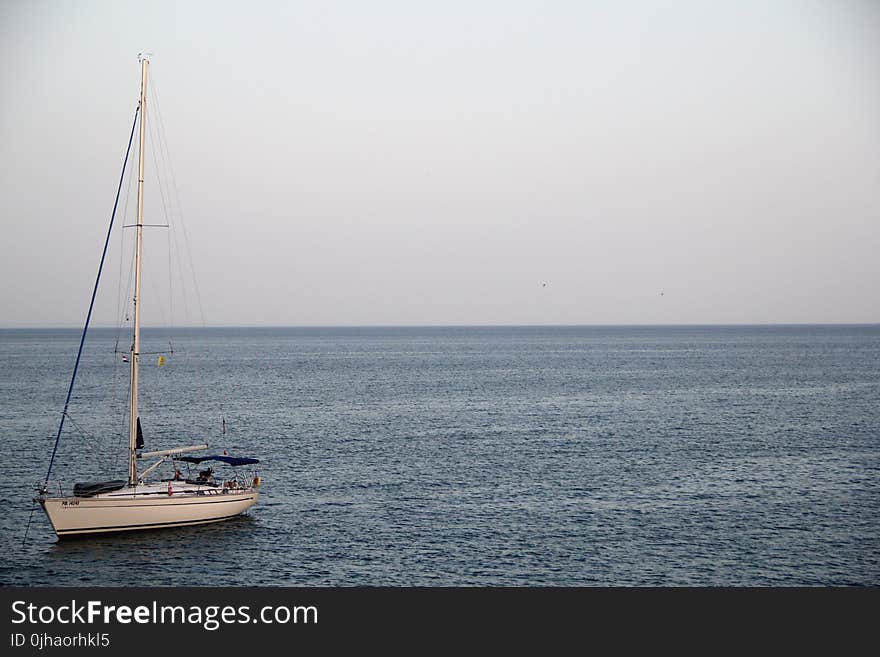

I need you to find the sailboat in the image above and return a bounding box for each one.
[36,55,261,539]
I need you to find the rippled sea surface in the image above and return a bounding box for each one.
[1,325,878,586]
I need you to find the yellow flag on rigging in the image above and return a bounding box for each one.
[157,355,166,367]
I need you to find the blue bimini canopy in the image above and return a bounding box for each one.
[176,455,260,467]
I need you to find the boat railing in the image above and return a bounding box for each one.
[35,480,65,497]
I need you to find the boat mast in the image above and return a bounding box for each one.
[129,55,149,486]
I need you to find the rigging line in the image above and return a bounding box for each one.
[147,78,176,330]
[113,93,138,439]
[40,104,140,493]
[113,133,138,407]
[150,80,188,326]
[147,109,173,236]
[114,148,138,436]
[119,246,136,341]
[115,138,138,339]
[22,502,39,546]
[146,103,174,338]
[167,195,174,330]
[153,103,191,329]
[119,156,139,329]
[62,411,99,443]
[145,79,178,348]
[118,370,131,461]
[114,221,137,416]
[171,222,191,322]
[145,271,171,329]
[152,78,207,327]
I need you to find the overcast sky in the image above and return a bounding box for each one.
[1,0,878,327]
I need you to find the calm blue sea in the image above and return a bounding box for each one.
[1,325,878,586]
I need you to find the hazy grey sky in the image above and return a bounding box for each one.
[2,0,878,326]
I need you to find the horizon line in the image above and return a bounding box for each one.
[2,321,879,330]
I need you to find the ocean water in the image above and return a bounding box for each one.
[0,325,878,586]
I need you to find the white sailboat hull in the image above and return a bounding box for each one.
[39,483,258,539]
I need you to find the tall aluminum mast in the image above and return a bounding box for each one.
[129,55,149,486]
